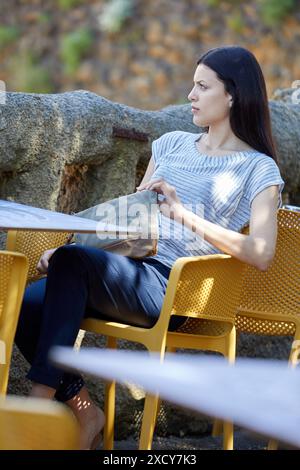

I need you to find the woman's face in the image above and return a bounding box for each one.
[188,63,232,127]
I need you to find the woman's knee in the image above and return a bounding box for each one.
[50,244,83,262]
[49,244,112,279]
[48,244,90,274]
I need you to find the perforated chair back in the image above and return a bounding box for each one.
[0,251,28,394]
[6,231,69,284]
[236,209,300,335]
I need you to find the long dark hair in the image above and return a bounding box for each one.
[197,45,278,163]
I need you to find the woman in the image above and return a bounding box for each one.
[15,45,284,449]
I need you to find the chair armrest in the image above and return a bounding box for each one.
[156,254,245,329]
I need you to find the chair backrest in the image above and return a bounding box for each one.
[6,230,69,283]
[0,396,80,449]
[0,251,28,394]
[237,209,300,334]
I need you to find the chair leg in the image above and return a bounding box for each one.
[223,421,234,450]
[138,347,168,450]
[212,327,236,445]
[103,379,116,450]
[212,418,234,448]
[212,419,223,437]
[222,327,236,449]
[268,439,279,450]
[103,336,117,450]
[225,326,236,365]
[139,393,160,450]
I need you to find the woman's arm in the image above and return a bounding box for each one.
[137,178,279,272]
[137,157,155,189]
[37,248,57,274]
[179,185,278,271]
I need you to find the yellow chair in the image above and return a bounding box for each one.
[6,231,69,284]
[6,229,245,450]
[0,395,80,449]
[83,254,245,451]
[236,207,300,449]
[213,208,300,448]
[0,251,28,395]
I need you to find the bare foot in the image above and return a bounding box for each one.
[80,405,105,450]
[83,406,105,450]
[65,386,105,450]
[29,383,104,449]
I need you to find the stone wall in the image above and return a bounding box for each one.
[0,89,300,212]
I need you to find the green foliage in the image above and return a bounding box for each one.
[0,25,19,50]
[37,13,51,24]
[60,28,93,75]
[57,0,83,10]
[227,11,245,34]
[205,0,297,26]
[205,0,221,6]
[9,52,54,93]
[98,0,134,33]
[259,0,297,26]
[205,0,241,6]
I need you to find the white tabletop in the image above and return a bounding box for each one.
[0,199,141,235]
[51,347,300,448]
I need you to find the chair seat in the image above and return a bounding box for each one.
[175,318,233,337]
[236,314,296,336]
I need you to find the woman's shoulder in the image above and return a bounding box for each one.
[244,153,285,195]
[156,130,195,141]
[153,130,195,151]
[249,152,281,170]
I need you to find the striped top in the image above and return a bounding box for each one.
[147,130,285,269]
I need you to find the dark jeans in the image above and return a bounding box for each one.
[15,244,185,401]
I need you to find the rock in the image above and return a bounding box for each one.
[0,91,198,211]
[0,90,299,208]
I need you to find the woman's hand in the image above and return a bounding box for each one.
[36,248,57,274]
[136,178,185,220]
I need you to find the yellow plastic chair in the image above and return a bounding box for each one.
[6,231,70,284]
[213,208,300,448]
[0,395,80,449]
[6,229,245,450]
[0,251,28,395]
[83,254,245,451]
[236,207,300,450]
